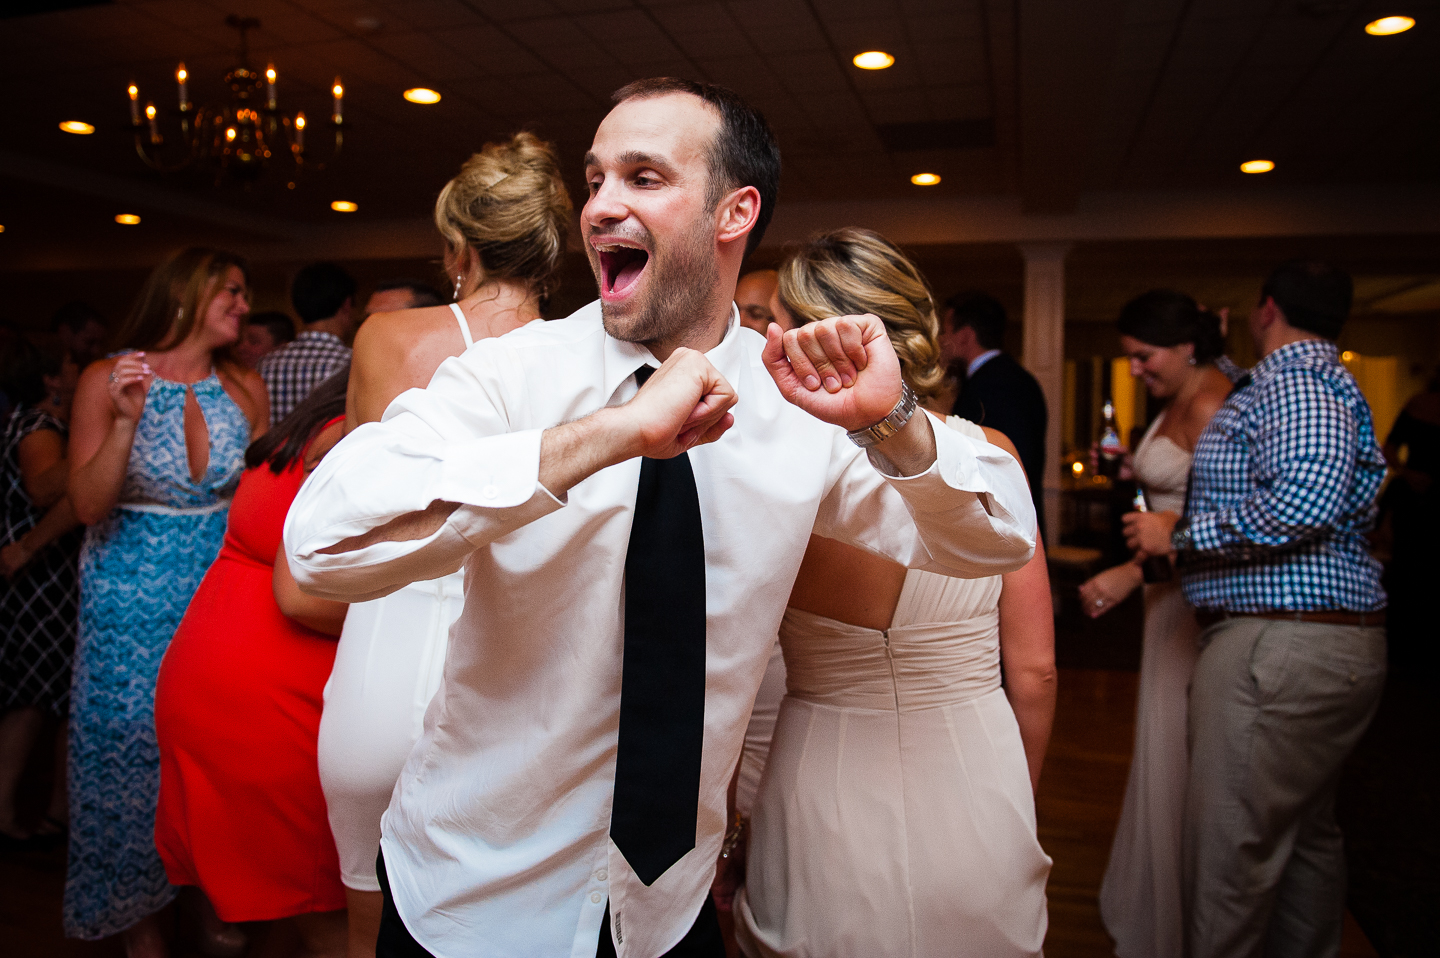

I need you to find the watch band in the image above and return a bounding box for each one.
[846,383,918,448]
[1170,518,1194,554]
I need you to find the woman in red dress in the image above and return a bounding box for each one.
[154,368,350,956]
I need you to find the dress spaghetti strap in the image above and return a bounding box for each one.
[448,303,475,349]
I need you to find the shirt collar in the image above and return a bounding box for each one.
[297,329,344,345]
[600,302,743,402]
[967,349,1002,378]
[1252,338,1337,381]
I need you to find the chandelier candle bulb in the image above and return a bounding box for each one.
[145,102,159,143]
[293,111,305,150]
[128,84,140,124]
[332,79,344,123]
[266,65,277,109]
[176,63,189,111]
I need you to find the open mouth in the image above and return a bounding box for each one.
[596,242,650,299]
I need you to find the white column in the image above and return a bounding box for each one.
[1019,242,1071,549]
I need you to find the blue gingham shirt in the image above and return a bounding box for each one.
[1177,339,1386,613]
[257,329,351,426]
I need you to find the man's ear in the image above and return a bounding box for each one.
[716,185,761,245]
[1254,296,1281,331]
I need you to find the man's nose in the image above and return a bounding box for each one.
[583,177,627,225]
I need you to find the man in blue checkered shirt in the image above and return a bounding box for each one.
[1124,260,1386,958]
[259,262,357,426]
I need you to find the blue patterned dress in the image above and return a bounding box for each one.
[64,371,250,940]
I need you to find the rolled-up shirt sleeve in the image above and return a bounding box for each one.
[283,342,565,602]
[814,414,1037,577]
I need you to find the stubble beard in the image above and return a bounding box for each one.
[597,218,720,348]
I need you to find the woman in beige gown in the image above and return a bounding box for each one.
[733,229,1056,958]
[314,132,572,958]
[1078,290,1231,958]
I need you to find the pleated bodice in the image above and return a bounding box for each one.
[780,571,1003,711]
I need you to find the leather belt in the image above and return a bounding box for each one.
[1194,609,1386,629]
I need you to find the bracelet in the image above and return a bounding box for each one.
[719,811,747,860]
[846,383,918,448]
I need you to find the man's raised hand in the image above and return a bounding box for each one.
[762,315,903,431]
[624,348,738,459]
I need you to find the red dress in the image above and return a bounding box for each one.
[154,426,346,922]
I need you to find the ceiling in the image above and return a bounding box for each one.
[1,0,1439,282]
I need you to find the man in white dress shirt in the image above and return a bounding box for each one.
[285,78,1037,958]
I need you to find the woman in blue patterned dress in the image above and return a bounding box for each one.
[65,247,268,956]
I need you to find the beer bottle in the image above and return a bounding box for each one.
[1098,399,1124,478]
[1131,487,1174,583]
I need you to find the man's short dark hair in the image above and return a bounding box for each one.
[247,310,296,345]
[292,262,358,324]
[373,279,443,309]
[1261,260,1352,340]
[49,300,105,335]
[612,78,781,259]
[944,292,1007,351]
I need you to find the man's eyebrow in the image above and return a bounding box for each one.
[583,150,679,177]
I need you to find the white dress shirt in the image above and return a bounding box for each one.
[284,301,1036,958]
[966,348,1003,379]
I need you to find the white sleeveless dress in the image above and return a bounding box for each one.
[735,418,1051,958]
[315,304,473,891]
[1097,412,1198,958]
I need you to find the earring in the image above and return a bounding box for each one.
[453,274,465,301]
[1187,355,1197,366]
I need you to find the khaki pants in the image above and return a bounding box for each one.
[1183,616,1386,958]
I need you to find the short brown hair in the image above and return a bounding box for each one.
[776,228,946,401]
[612,78,781,258]
[434,132,573,302]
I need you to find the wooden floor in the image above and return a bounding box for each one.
[0,668,1378,957]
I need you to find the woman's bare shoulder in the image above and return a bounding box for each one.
[354,306,458,355]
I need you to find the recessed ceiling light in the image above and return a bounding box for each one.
[853,51,895,70]
[1240,159,1275,174]
[1365,15,1415,35]
[404,87,441,104]
[59,120,95,135]
[910,172,941,186]
[331,200,358,212]
[115,214,141,225]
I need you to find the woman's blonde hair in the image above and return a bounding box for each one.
[434,131,573,302]
[776,228,946,401]
[112,246,249,365]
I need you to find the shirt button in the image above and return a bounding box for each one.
[596,869,608,882]
[482,484,498,499]
[591,892,603,904]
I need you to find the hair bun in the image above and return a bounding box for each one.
[433,132,573,300]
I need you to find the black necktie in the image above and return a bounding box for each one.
[610,365,707,886]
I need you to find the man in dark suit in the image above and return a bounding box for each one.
[942,292,1049,530]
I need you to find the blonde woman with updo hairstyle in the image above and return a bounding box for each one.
[731,229,1056,958]
[316,131,572,958]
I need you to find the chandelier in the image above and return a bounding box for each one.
[126,15,346,187]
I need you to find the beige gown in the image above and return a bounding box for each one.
[735,418,1051,958]
[1097,412,1199,958]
